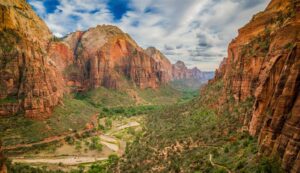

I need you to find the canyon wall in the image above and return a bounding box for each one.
[62,26,171,90]
[0,0,64,118]
[212,0,300,172]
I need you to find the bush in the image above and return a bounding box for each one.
[257,157,283,173]
[105,119,112,129]
[89,137,103,151]
[75,141,82,151]
[64,136,75,145]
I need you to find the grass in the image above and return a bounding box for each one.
[75,84,184,109]
[0,95,97,147]
[100,105,161,118]
[75,87,136,108]
[136,85,182,105]
[170,79,203,91]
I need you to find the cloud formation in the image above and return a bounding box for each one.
[29,0,270,71]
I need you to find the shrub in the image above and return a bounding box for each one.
[75,141,82,151]
[64,136,75,145]
[105,119,112,129]
[89,137,103,151]
[257,157,283,173]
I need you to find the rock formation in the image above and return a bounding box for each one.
[211,0,299,172]
[0,0,64,118]
[145,47,173,83]
[62,25,169,90]
[172,61,214,83]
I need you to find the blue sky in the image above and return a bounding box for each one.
[28,0,270,71]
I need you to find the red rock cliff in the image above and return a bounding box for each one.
[62,25,170,90]
[145,47,173,83]
[213,0,300,172]
[0,0,64,118]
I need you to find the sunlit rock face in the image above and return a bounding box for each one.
[63,25,169,90]
[212,0,300,172]
[145,47,173,84]
[0,0,64,119]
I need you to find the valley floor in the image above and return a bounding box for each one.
[1,83,284,173]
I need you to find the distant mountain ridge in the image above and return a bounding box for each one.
[172,60,214,83]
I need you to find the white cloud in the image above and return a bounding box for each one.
[28,0,270,71]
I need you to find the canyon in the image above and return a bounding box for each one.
[211,0,300,172]
[0,0,299,172]
[0,0,211,119]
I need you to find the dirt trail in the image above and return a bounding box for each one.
[3,129,95,151]
[100,135,117,143]
[10,121,141,166]
[209,154,232,173]
[117,122,140,130]
[12,156,108,165]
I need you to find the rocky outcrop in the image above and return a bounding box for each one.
[0,0,64,118]
[212,0,300,172]
[172,61,214,83]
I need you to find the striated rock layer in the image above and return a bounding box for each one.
[211,0,300,172]
[62,26,170,90]
[145,47,173,83]
[0,0,64,118]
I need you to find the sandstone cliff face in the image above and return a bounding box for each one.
[172,61,214,83]
[145,47,173,83]
[213,0,300,171]
[172,61,190,80]
[62,25,169,90]
[0,0,64,118]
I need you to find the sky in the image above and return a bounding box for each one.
[28,0,270,71]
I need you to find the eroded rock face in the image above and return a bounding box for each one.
[0,0,64,118]
[172,61,214,82]
[213,0,300,171]
[145,47,173,83]
[62,25,169,90]
[172,61,190,80]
